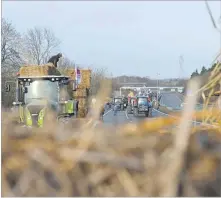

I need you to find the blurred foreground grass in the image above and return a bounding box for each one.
[2,110,221,197]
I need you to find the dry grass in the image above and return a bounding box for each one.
[2,58,221,197]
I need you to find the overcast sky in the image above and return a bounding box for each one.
[2,1,221,78]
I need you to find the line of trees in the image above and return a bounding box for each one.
[189,61,220,103]
[190,63,219,78]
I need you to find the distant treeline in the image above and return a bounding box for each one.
[190,62,219,78]
[189,61,220,103]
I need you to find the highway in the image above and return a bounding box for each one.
[102,92,183,126]
[101,92,213,129]
[103,108,164,127]
[160,92,184,109]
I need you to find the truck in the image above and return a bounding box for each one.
[133,96,152,117]
[113,97,124,111]
[112,96,127,111]
[5,62,91,127]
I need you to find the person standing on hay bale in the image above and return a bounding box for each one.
[47,53,62,67]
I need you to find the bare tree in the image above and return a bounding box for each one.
[1,18,23,71]
[91,67,109,95]
[58,56,75,69]
[1,18,24,107]
[23,27,60,65]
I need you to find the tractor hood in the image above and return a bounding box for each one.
[25,99,59,127]
[26,100,47,114]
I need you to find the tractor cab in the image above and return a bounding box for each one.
[133,96,152,117]
[15,76,70,106]
[113,97,124,111]
[6,75,75,127]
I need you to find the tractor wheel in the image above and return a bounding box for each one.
[148,108,153,117]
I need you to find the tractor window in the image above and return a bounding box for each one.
[138,98,148,105]
[114,98,122,103]
[59,83,70,101]
[24,80,59,104]
[18,84,25,103]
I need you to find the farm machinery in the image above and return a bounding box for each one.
[5,62,91,128]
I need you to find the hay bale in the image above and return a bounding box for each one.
[66,69,91,89]
[77,109,87,118]
[77,98,88,118]
[73,89,88,98]
[19,65,61,77]
[78,98,87,107]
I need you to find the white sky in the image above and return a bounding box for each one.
[2,1,221,78]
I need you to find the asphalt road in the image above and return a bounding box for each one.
[160,92,184,109]
[102,107,165,127]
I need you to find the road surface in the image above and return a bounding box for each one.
[103,108,164,127]
[160,92,184,109]
[93,92,213,130]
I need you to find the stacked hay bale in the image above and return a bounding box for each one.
[19,63,62,76]
[66,69,91,118]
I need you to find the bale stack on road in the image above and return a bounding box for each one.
[66,69,91,118]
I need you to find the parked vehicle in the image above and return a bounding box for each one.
[113,97,124,111]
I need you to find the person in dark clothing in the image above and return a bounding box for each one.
[76,100,79,111]
[158,94,162,102]
[47,53,62,67]
[75,99,79,118]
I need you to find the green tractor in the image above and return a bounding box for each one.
[5,75,76,128]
